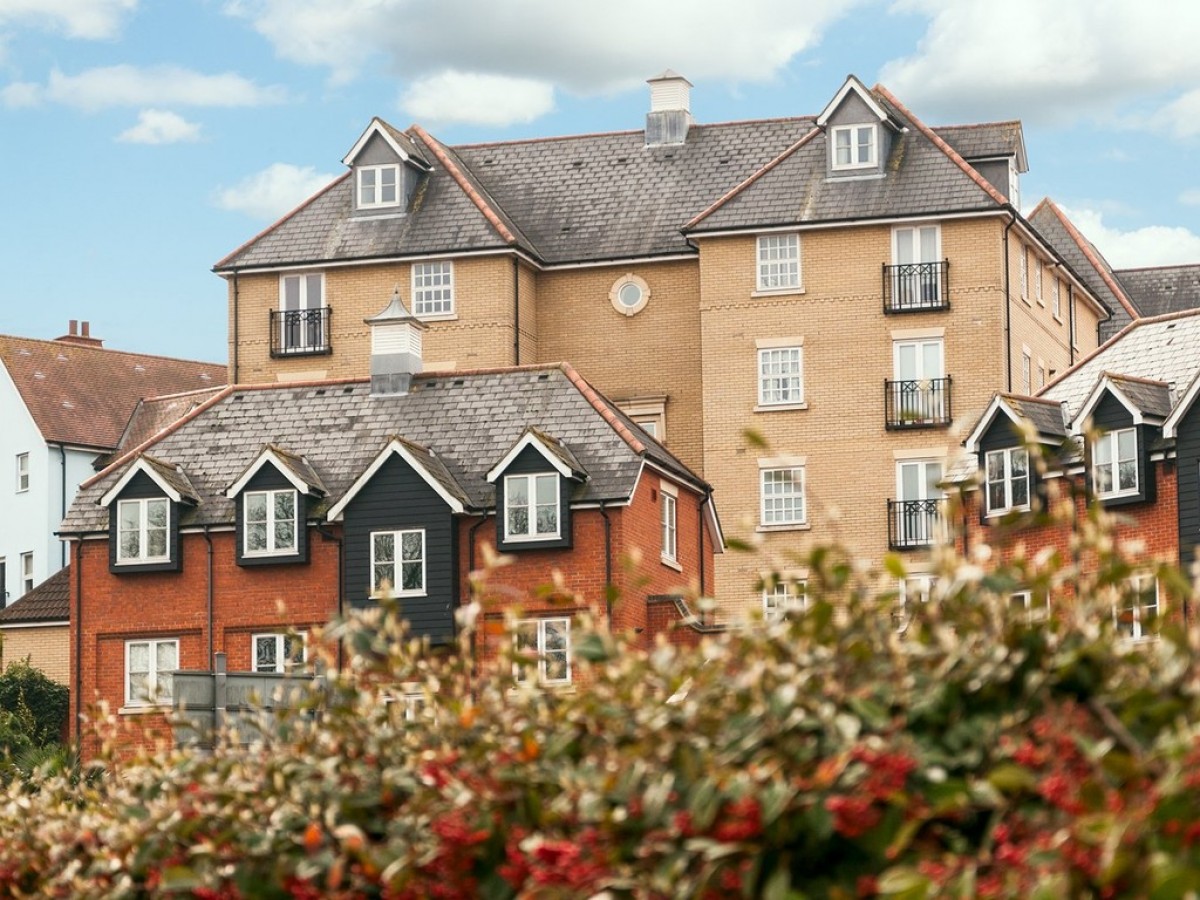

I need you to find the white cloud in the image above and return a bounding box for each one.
[214,163,337,220]
[3,64,286,110]
[227,0,863,121]
[1060,205,1200,269]
[1148,88,1200,139]
[117,109,201,144]
[0,0,136,39]
[1180,189,1200,207]
[401,71,554,127]
[880,1,1200,126]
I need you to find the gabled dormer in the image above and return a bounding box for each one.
[100,454,198,574]
[225,445,327,567]
[964,394,1068,519]
[1072,373,1171,507]
[486,429,587,552]
[342,118,433,217]
[816,75,899,178]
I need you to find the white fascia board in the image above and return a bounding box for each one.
[342,118,412,167]
[816,77,890,128]
[1163,369,1200,439]
[326,440,465,522]
[225,448,316,499]
[485,432,574,483]
[99,458,186,507]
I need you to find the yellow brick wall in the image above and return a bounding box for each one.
[698,219,1014,618]
[227,255,522,382]
[0,625,69,685]
[535,260,706,474]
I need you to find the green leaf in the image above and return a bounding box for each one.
[986,763,1037,794]
[877,865,931,899]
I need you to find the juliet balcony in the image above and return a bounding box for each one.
[884,377,952,429]
[887,498,947,550]
[882,261,949,313]
[270,307,332,357]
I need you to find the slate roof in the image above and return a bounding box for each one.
[105,387,227,467]
[0,567,69,624]
[1005,394,1069,437]
[1105,374,1174,420]
[62,365,709,535]
[1115,264,1200,318]
[934,121,1028,171]
[0,335,226,450]
[215,78,1032,271]
[1039,309,1200,417]
[140,454,201,503]
[1028,200,1138,340]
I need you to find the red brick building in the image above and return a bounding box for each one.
[60,300,721,751]
[947,310,1200,635]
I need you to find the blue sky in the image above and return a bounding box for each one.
[2,0,1199,362]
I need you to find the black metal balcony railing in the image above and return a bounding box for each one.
[884,376,952,429]
[883,261,949,313]
[270,307,332,357]
[887,498,946,550]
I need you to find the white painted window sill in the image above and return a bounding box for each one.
[415,312,458,323]
[119,705,171,716]
[751,288,805,299]
[754,403,808,413]
[661,555,683,572]
[756,523,811,533]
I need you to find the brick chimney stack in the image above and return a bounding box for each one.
[55,320,104,348]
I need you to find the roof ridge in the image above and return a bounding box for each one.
[0,334,225,369]
[409,125,518,246]
[682,126,822,230]
[1037,198,1140,321]
[449,116,815,150]
[934,120,1022,131]
[1000,391,1061,405]
[1103,371,1170,387]
[1115,262,1200,274]
[214,172,350,271]
[558,362,646,455]
[872,83,1009,208]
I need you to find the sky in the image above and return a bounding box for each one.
[2,0,1199,362]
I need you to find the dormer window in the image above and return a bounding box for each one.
[831,124,877,170]
[1093,428,1139,499]
[505,473,560,541]
[117,498,170,564]
[358,164,401,209]
[244,489,297,556]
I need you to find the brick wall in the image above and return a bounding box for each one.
[0,624,69,684]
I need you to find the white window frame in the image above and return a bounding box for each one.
[755,234,801,292]
[1034,260,1043,304]
[1019,247,1029,300]
[831,123,877,170]
[1052,278,1062,319]
[1021,350,1032,394]
[504,473,561,541]
[1093,427,1139,499]
[19,552,32,596]
[514,617,572,686]
[124,638,179,707]
[252,632,308,674]
[116,497,171,564]
[984,447,1030,516]
[1010,589,1050,624]
[660,483,678,565]
[760,465,806,527]
[15,453,28,493]
[370,528,426,597]
[357,163,401,209]
[757,345,804,407]
[895,575,933,632]
[412,261,455,317]
[278,272,326,353]
[243,488,298,557]
[1116,575,1159,642]
[763,579,808,620]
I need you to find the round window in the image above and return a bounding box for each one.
[609,274,650,317]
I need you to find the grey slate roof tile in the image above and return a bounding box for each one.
[934,122,1027,170]
[1106,374,1174,420]
[62,366,708,535]
[1115,265,1200,318]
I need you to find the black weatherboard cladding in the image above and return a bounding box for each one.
[1176,402,1200,568]
[1090,393,1156,507]
[108,470,182,574]
[494,445,573,553]
[233,466,309,567]
[341,454,456,643]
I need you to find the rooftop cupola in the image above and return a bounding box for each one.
[645,69,693,147]
[365,288,426,396]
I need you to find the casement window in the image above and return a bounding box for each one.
[756,234,801,291]
[19,552,32,596]
[1116,575,1158,641]
[244,489,297,557]
[278,273,326,353]
[1052,279,1062,319]
[1019,247,1029,300]
[116,498,170,564]
[890,337,947,425]
[758,346,804,406]
[514,617,571,685]
[760,466,806,526]
[504,473,559,541]
[357,164,400,209]
[1010,589,1050,623]
[1093,428,1138,498]
[661,486,678,564]
[1022,351,1032,394]
[412,261,454,316]
[763,579,807,620]
[15,453,28,493]
[125,638,178,707]
[1038,364,1046,390]
[253,633,306,674]
[1034,261,1043,304]
[831,124,877,169]
[371,529,425,597]
[985,447,1030,515]
[890,225,943,309]
[895,575,933,631]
